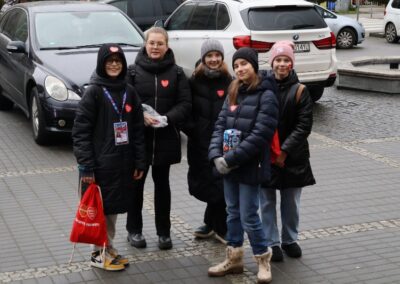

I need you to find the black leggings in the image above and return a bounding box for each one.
[204,199,227,236]
[126,165,171,237]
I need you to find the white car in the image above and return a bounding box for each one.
[157,0,337,101]
[314,4,365,49]
[384,0,400,43]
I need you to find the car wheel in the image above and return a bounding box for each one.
[30,88,49,145]
[0,88,14,110]
[336,28,356,49]
[385,23,399,43]
[308,85,324,102]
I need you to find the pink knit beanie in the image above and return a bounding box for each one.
[268,41,295,68]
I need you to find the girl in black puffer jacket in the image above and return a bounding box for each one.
[185,39,232,243]
[72,43,146,271]
[126,27,191,251]
[260,41,315,263]
[208,47,278,283]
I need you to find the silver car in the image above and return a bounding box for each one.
[315,4,365,49]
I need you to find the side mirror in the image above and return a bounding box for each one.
[154,19,165,28]
[7,41,26,53]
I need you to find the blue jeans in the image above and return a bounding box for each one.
[224,178,268,255]
[260,187,302,247]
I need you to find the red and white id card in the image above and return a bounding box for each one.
[113,121,129,145]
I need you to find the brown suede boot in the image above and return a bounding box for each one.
[208,246,244,277]
[254,247,272,283]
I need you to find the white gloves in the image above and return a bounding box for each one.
[214,157,231,175]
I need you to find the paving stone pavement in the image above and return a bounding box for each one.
[0,85,400,284]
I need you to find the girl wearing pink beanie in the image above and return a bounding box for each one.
[260,40,315,262]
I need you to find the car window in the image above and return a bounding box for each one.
[108,0,128,14]
[2,9,28,41]
[392,0,400,8]
[216,3,229,30]
[243,6,327,31]
[160,0,182,16]
[187,2,216,30]
[315,5,336,19]
[34,11,143,49]
[131,0,155,17]
[166,2,196,30]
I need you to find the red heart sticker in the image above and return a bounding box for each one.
[217,90,224,97]
[161,80,169,87]
[125,104,132,113]
[110,46,119,52]
[230,105,238,112]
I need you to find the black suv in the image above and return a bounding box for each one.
[105,0,184,31]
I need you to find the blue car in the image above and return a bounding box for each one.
[315,4,365,49]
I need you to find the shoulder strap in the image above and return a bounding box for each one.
[296,84,305,104]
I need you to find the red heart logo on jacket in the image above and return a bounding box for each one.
[230,105,238,112]
[217,90,224,97]
[161,80,169,87]
[125,104,132,113]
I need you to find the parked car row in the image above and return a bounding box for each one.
[0,0,373,145]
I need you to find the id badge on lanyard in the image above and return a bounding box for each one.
[103,87,129,146]
[114,121,129,145]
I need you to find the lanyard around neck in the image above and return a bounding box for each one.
[102,87,127,122]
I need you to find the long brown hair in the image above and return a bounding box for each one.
[228,73,260,106]
[193,61,230,78]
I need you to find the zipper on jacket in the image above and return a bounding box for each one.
[152,74,158,165]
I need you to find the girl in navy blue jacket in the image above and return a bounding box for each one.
[208,47,279,283]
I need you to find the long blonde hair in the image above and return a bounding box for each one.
[228,73,260,106]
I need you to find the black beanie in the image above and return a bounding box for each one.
[232,47,258,73]
[96,43,127,80]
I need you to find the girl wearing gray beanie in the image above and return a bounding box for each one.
[184,39,232,244]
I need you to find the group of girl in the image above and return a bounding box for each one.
[72,27,315,283]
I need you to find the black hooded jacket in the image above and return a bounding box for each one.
[128,47,191,166]
[262,70,315,189]
[72,44,146,214]
[186,69,232,202]
[209,75,279,185]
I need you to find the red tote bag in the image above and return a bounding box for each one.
[70,183,108,247]
[270,130,281,164]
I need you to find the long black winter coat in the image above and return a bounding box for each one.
[209,76,279,185]
[263,70,315,189]
[128,47,191,166]
[186,71,232,203]
[72,74,146,215]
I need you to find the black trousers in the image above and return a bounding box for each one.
[204,199,227,236]
[126,164,171,237]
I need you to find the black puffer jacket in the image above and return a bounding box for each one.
[209,76,279,185]
[186,71,232,202]
[128,47,191,166]
[263,70,315,189]
[72,45,146,214]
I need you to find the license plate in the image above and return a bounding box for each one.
[294,42,310,53]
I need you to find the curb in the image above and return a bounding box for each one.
[369,32,385,38]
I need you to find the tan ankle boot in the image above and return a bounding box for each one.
[208,246,244,277]
[254,247,272,283]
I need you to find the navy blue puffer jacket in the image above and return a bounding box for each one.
[208,76,279,185]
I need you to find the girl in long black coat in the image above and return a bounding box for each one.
[186,39,232,243]
[72,43,146,271]
[126,27,191,250]
[260,41,315,262]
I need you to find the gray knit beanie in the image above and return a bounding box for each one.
[200,39,224,63]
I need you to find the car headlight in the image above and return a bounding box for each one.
[45,76,68,101]
[68,90,81,101]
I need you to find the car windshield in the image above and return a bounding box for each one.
[35,11,143,49]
